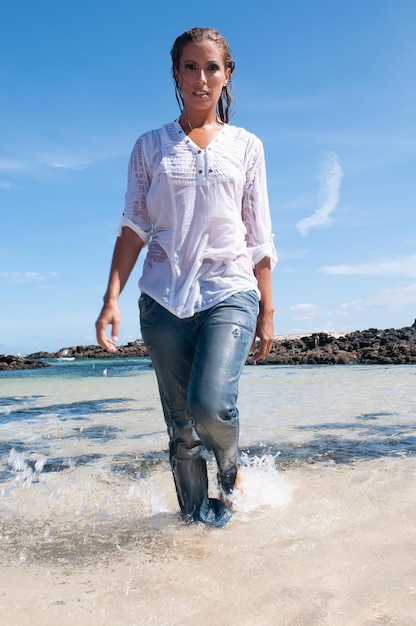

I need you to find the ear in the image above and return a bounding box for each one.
[174,68,181,85]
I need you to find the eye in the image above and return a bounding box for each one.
[184,62,197,71]
[208,63,220,71]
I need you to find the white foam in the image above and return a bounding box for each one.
[126,473,176,516]
[227,453,293,519]
[3,448,47,494]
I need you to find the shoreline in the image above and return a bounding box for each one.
[275,331,347,341]
[1,322,416,369]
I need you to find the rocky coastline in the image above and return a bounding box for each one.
[1,321,416,370]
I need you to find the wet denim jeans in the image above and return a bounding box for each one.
[139,290,259,527]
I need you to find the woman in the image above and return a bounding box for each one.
[96,27,277,527]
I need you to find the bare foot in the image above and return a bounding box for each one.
[234,466,243,491]
[220,467,243,511]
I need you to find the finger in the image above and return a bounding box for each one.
[95,319,117,352]
[252,347,265,363]
[104,338,118,353]
[95,319,106,346]
[99,332,117,352]
[111,319,119,344]
[252,337,273,362]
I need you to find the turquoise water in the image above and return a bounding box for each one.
[1,360,415,484]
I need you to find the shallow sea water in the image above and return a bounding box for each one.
[1,360,415,625]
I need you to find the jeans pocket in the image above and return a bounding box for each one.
[138,293,158,318]
[228,290,259,322]
[238,289,260,310]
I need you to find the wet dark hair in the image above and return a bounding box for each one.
[170,27,235,123]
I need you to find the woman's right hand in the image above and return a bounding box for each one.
[95,300,121,353]
[95,227,145,353]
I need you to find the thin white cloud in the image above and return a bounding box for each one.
[290,303,319,312]
[296,151,343,236]
[0,139,125,179]
[0,153,91,176]
[35,137,129,172]
[0,181,12,189]
[278,247,310,262]
[339,299,365,311]
[341,283,416,310]
[0,271,57,283]
[372,283,416,307]
[289,303,320,318]
[0,159,28,173]
[38,157,92,170]
[322,254,416,278]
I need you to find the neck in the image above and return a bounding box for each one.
[179,110,223,132]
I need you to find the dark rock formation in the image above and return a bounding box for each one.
[4,321,416,370]
[251,320,416,365]
[0,355,50,371]
[26,340,148,361]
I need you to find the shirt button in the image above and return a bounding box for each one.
[198,169,203,174]
[208,168,212,173]
[198,149,201,153]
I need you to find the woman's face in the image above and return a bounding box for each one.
[175,40,231,115]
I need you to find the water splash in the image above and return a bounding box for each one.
[4,448,46,492]
[224,453,293,520]
[126,472,176,517]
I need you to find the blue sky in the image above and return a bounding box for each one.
[1,1,416,354]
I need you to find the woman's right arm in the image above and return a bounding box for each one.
[95,226,145,352]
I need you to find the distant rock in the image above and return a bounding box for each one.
[250,320,416,365]
[26,340,148,361]
[4,321,416,370]
[0,355,50,371]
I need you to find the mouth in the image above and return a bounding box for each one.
[193,90,209,97]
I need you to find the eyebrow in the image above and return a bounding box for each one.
[182,59,221,65]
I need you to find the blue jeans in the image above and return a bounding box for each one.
[139,290,259,527]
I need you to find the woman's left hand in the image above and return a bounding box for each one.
[252,256,275,362]
[252,308,275,362]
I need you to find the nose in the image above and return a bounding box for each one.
[196,69,207,84]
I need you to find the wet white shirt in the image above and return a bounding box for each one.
[120,120,277,318]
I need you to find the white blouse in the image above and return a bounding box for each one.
[120,120,277,318]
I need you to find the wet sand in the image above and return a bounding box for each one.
[1,457,415,626]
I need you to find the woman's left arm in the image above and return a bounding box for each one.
[242,134,277,360]
[252,256,275,362]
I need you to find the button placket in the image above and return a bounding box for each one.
[206,146,213,175]
[196,148,204,177]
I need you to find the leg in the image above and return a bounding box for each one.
[188,291,259,494]
[139,294,232,526]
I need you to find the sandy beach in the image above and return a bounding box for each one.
[1,458,415,625]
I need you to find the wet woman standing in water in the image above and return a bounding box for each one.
[96,27,277,527]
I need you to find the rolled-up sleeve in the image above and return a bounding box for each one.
[118,136,153,243]
[242,136,278,268]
